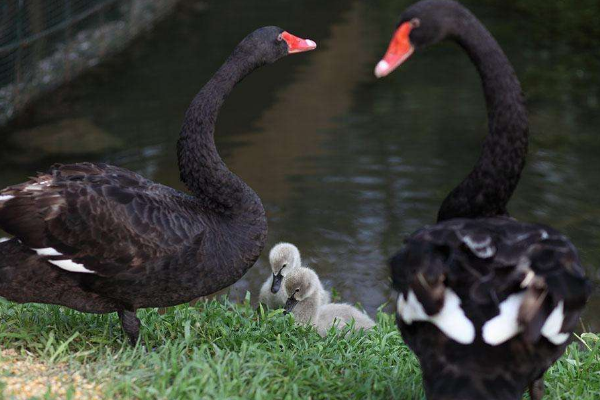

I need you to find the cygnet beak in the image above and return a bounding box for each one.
[271,273,283,293]
[284,296,298,314]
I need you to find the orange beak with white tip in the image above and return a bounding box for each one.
[375,22,415,78]
[281,31,317,54]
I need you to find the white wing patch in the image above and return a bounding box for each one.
[482,294,570,346]
[0,237,10,243]
[24,180,52,191]
[397,289,475,344]
[541,301,569,345]
[0,195,15,202]
[458,232,496,259]
[31,247,95,274]
[482,292,524,345]
[397,290,428,323]
[32,247,63,256]
[49,259,95,274]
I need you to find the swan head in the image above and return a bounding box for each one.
[242,27,316,65]
[374,0,460,78]
[283,268,318,314]
[269,243,301,293]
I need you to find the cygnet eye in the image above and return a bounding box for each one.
[295,288,300,293]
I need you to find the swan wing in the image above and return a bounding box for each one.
[0,163,206,276]
[391,217,590,345]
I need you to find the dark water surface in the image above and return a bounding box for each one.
[1,0,599,329]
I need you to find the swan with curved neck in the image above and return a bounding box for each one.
[179,29,316,214]
[0,27,317,345]
[376,0,528,221]
[376,2,590,400]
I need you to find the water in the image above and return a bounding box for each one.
[1,0,599,329]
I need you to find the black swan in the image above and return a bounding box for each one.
[0,27,317,345]
[375,1,590,399]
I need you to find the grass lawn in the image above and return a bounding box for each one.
[0,296,598,399]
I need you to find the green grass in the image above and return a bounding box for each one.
[0,296,598,399]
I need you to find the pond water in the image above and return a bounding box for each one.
[1,0,599,330]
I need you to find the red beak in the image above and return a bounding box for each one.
[281,31,317,54]
[374,22,415,78]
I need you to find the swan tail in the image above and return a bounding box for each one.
[517,243,591,344]
[0,173,64,249]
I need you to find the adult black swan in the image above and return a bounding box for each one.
[375,1,590,399]
[0,27,317,345]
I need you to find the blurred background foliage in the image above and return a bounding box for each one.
[484,0,600,112]
[486,0,600,49]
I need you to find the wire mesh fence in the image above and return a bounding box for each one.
[0,0,179,126]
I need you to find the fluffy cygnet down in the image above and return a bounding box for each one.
[284,267,375,337]
[259,243,330,309]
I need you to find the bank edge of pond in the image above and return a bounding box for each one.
[0,297,598,399]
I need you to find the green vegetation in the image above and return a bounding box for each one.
[0,297,598,399]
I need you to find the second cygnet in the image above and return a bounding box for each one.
[259,243,330,309]
[284,267,375,337]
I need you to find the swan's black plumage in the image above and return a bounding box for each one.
[0,26,301,344]
[434,3,529,222]
[380,1,591,399]
[391,218,588,399]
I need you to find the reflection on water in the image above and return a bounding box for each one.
[0,0,599,329]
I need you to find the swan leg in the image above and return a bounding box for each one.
[118,309,141,346]
[529,377,545,400]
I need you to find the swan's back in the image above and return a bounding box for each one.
[390,216,590,398]
[0,163,206,275]
[315,303,375,336]
[392,217,589,337]
[0,162,267,309]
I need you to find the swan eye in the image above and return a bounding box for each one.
[295,288,300,293]
[410,18,421,28]
[277,34,283,42]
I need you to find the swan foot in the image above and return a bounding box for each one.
[118,309,141,346]
[529,377,545,400]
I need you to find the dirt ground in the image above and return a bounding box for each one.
[0,349,103,399]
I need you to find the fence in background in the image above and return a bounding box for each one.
[0,0,179,126]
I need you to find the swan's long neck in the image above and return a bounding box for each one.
[437,9,528,222]
[177,49,263,215]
